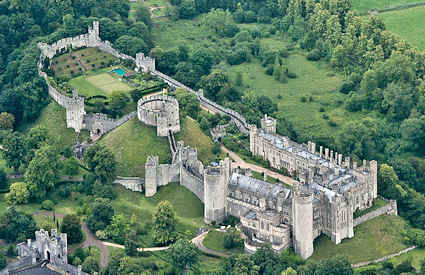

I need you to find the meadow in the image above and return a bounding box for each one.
[311,215,409,263]
[379,5,425,50]
[351,0,422,13]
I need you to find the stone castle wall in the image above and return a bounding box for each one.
[180,167,205,203]
[113,177,144,192]
[353,200,398,227]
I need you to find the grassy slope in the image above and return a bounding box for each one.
[352,0,421,13]
[20,101,88,148]
[101,117,171,177]
[175,117,217,164]
[379,5,425,50]
[203,230,243,254]
[311,215,409,263]
[153,19,369,141]
[112,183,205,246]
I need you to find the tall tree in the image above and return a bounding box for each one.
[152,200,176,245]
[168,238,200,273]
[84,144,117,184]
[61,214,83,244]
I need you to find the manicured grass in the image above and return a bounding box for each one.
[86,73,132,94]
[20,102,89,148]
[101,117,171,177]
[354,198,388,218]
[352,0,422,13]
[111,183,205,246]
[203,230,243,254]
[176,117,218,164]
[311,215,409,263]
[379,5,425,50]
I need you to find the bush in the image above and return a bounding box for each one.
[306,49,321,61]
[212,143,221,155]
[300,96,307,103]
[41,200,55,210]
[322,114,329,120]
[328,119,337,127]
[319,107,325,112]
[223,228,243,249]
[339,81,356,94]
[287,72,297,79]
[95,230,107,240]
[265,65,274,75]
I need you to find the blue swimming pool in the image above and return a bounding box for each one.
[112,68,126,77]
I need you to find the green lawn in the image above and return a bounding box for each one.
[352,0,422,13]
[20,101,89,148]
[101,117,171,177]
[111,183,205,246]
[379,5,425,50]
[225,54,369,141]
[203,230,243,254]
[311,215,409,263]
[354,198,388,218]
[176,117,219,164]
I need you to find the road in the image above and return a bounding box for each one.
[221,146,295,186]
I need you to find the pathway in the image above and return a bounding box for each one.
[33,211,109,268]
[102,230,228,258]
[221,145,295,186]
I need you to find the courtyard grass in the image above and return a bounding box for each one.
[351,0,422,13]
[101,117,171,177]
[311,215,409,263]
[86,73,132,94]
[111,183,205,247]
[203,230,243,254]
[175,117,218,164]
[379,5,425,50]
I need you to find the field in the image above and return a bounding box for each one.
[153,18,370,142]
[175,117,219,164]
[101,117,171,177]
[379,5,425,50]
[112,183,205,246]
[20,101,89,148]
[51,48,119,78]
[311,215,409,263]
[203,230,244,254]
[351,0,421,13]
[69,67,133,97]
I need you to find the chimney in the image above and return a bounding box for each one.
[312,142,316,154]
[78,265,82,275]
[330,150,333,162]
[353,162,357,169]
[325,148,329,159]
[338,154,342,166]
[264,173,267,182]
[363,159,367,169]
[320,146,323,158]
[27,239,31,247]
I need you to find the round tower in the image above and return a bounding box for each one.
[204,158,231,224]
[292,183,314,259]
[260,114,277,134]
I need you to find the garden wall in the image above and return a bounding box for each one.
[353,200,398,227]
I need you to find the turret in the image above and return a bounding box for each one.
[249,124,257,155]
[292,182,314,259]
[370,160,378,199]
[204,158,231,224]
[261,114,277,134]
[145,156,159,197]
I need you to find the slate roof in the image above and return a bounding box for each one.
[230,173,291,200]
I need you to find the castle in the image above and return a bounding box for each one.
[144,112,397,259]
[2,229,89,275]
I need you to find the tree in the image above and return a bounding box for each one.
[62,157,80,176]
[135,4,152,30]
[224,228,243,249]
[200,71,229,101]
[0,253,6,270]
[0,207,37,242]
[61,214,83,244]
[316,255,353,275]
[1,131,27,173]
[114,35,148,57]
[25,145,60,200]
[282,267,297,275]
[0,169,8,190]
[190,47,215,75]
[106,214,130,244]
[152,200,176,245]
[178,0,197,19]
[201,9,238,37]
[109,91,129,117]
[0,112,15,129]
[6,182,29,205]
[82,256,99,274]
[221,254,260,275]
[401,116,425,153]
[125,230,138,256]
[86,198,115,233]
[84,144,117,184]
[168,238,200,273]
[379,164,405,200]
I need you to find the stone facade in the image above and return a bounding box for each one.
[3,229,89,275]
[142,113,396,259]
[137,93,180,137]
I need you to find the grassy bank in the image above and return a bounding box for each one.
[203,230,243,254]
[311,215,409,263]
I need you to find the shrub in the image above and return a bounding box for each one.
[322,114,329,120]
[328,119,337,127]
[287,72,297,79]
[319,107,325,112]
[91,64,96,68]
[86,59,90,63]
[277,95,283,100]
[223,228,243,249]
[265,65,274,75]
[41,200,55,210]
[95,230,107,240]
[306,49,321,61]
[300,96,307,102]
[339,81,356,94]
[66,64,70,68]
[72,56,76,60]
